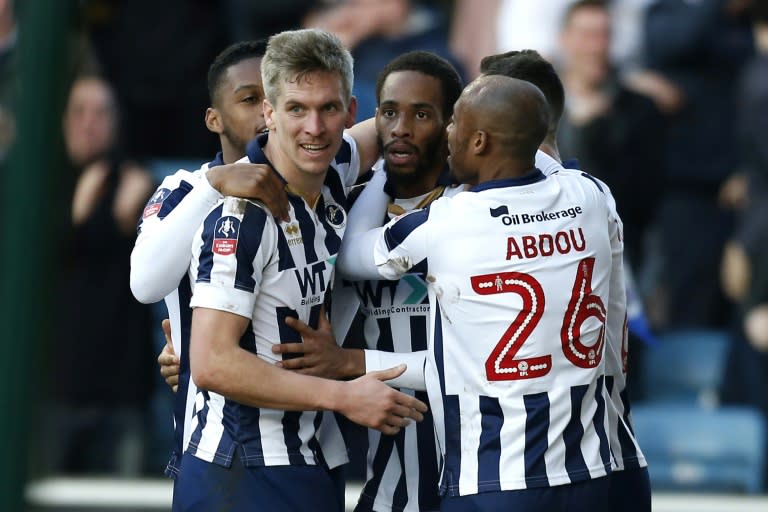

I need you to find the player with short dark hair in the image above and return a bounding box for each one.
[480,49,651,512]
[339,74,618,512]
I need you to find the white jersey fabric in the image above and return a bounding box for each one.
[133,154,225,477]
[340,168,618,497]
[535,151,647,473]
[346,162,462,512]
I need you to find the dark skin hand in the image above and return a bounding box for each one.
[157,306,365,391]
[206,162,291,222]
[273,305,365,379]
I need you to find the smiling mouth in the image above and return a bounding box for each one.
[300,143,330,153]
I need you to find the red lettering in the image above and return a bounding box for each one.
[506,237,523,260]
[522,236,538,258]
[539,234,554,256]
[555,232,571,253]
[570,228,586,251]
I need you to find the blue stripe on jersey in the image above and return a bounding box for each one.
[375,317,394,352]
[276,223,296,271]
[195,204,223,283]
[324,162,348,207]
[290,194,319,264]
[580,172,605,193]
[409,260,428,278]
[409,315,427,350]
[187,389,209,458]
[234,202,268,292]
[477,396,503,492]
[157,179,194,220]
[166,277,193,477]
[383,208,430,251]
[392,432,409,510]
[335,138,352,169]
[276,307,301,362]
[308,413,325,468]
[281,411,306,465]
[416,389,440,511]
[618,388,640,469]
[523,392,551,488]
[361,428,395,503]
[563,384,590,480]
[593,376,612,469]
[435,302,462,496]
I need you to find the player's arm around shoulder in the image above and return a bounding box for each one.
[130,167,220,303]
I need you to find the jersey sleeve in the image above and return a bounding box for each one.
[189,197,276,319]
[535,149,565,176]
[337,131,362,188]
[364,349,428,391]
[130,166,224,304]
[373,206,432,282]
[337,166,389,281]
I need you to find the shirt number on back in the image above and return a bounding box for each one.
[470,257,606,381]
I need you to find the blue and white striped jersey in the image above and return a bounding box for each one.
[185,133,359,468]
[353,171,462,512]
[368,169,618,497]
[135,153,225,477]
[535,151,647,473]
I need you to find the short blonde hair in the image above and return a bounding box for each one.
[262,28,354,106]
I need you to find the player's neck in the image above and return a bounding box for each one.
[389,165,444,200]
[480,157,536,182]
[263,142,324,205]
[539,137,561,164]
[220,143,244,165]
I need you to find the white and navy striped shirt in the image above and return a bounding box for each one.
[185,133,359,468]
[361,169,618,497]
[134,153,225,477]
[535,152,647,473]
[352,171,461,512]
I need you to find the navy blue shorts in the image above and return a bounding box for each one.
[172,452,341,512]
[608,467,651,512]
[440,475,611,512]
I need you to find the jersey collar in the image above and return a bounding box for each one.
[469,168,546,192]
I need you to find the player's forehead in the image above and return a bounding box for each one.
[223,57,264,89]
[379,70,444,109]
[276,70,347,106]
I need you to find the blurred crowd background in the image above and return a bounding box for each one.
[1,0,767,498]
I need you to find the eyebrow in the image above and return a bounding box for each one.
[233,84,263,94]
[380,100,437,110]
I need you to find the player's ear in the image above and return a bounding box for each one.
[205,107,222,134]
[345,96,358,129]
[473,130,488,155]
[264,99,276,131]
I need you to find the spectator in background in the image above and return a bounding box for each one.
[556,0,665,269]
[44,76,156,476]
[303,0,465,120]
[83,0,228,161]
[223,0,314,42]
[643,0,753,329]
[0,0,17,177]
[720,3,768,480]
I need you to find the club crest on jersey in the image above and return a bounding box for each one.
[143,188,170,218]
[213,216,240,255]
[324,202,346,229]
